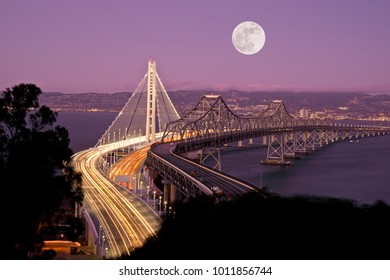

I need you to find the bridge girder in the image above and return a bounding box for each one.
[161,95,297,143]
[145,150,212,198]
[146,94,390,198]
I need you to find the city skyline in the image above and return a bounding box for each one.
[1,0,390,93]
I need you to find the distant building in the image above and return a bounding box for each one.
[299,108,309,119]
[313,111,327,119]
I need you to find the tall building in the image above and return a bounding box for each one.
[299,108,309,119]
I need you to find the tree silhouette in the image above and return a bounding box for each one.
[0,83,83,259]
[120,192,390,260]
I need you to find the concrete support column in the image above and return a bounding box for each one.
[249,138,253,145]
[75,202,82,218]
[262,136,267,145]
[83,220,96,255]
[170,184,177,204]
[332,131,338,141]
[163,181,170,206]
[146,60,157,143]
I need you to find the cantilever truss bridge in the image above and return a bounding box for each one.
[145,94,390,198]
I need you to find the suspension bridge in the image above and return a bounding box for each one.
[72,60,390,259]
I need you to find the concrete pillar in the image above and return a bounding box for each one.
[249,138,253,145]
[332,131,337,141]
[85,223,96,255]
[146,60,157,143]
[170,184,177,204]
[163,181,170,206]
[262,136,267,145]
[237,140,243,147]
[75,202,82,218]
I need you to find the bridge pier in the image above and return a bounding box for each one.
[320,130,328,146]
[237,140,245,148]
[249,138,254,145]
[162,180,171,208]
[262,134,291,166]
[160,180,180,212]
[331,130,338,142]
[170,184,177,204]
[200,146,221,171]
[284,133,297,159]
[80,212,97,255]
[308,131,317,151]
[80,208,102,258]
[313,130,323,148]
[295,131,308,154]
[161,181,178,204]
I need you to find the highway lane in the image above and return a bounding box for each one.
[72,147,162,258]
[108,145,163,206]
[150,142,265,200]
[108,145,151,190]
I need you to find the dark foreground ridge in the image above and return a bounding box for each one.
[118,191,390,260]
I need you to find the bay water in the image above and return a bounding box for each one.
[57,111,390,205]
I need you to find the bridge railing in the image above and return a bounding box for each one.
[81,207,108,259]
[146,145,213,197]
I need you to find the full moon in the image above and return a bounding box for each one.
[232,21,266,55]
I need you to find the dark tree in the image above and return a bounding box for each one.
[121,192,390,260]
[0,83,83,259]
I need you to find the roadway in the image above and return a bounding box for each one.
[150,142,266,200]
[72,146,162,258]
[108,145,150,191]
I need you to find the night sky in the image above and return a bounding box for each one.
[1,0,389,93]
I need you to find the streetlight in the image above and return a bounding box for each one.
[146,186,150,204]
[158,196,162,215]
[139,129,142,149]
[134,130,136,151]
[99,225,103,245]
[133,176,136,194]
[125,127,128,152]
[140,181,143,198]
[153,191,156,210]
[164,201,167,212]
[102,235,106,258]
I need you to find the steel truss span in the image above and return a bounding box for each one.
[146,95,390,199]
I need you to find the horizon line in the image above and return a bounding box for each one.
[40,88,390,95]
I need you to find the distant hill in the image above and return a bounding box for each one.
[40,90,390,120]
[41,92,130,112]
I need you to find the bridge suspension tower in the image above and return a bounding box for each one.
[97,59,180,147]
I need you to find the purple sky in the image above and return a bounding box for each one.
[1,0,390,93]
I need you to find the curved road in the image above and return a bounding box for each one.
[150,142,267,200]
[72,147,161,258]
[108,145,150,190]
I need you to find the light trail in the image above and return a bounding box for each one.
[72,142,162,258]
[108,145,151,191]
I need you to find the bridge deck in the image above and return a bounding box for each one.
[72,148,161,258]
[150,142,267,200]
